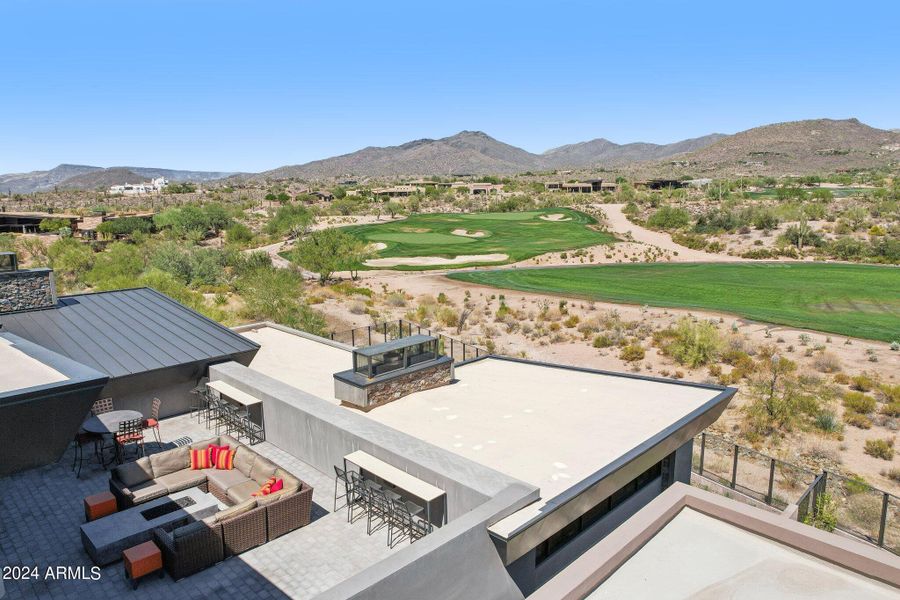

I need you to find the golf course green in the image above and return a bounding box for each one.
[343,208,614,269]
[448,262,900,342]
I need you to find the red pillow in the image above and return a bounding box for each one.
[269,478,284,494]
[207,444,229,464]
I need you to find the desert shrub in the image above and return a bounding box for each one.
[850,373,876,392]
[844,475,871,495]
[593,334,615,348]
[332,282,372,297]
[878,384,900,403]
[803,493,837,532]
[647,206,691,230]
[864,438,895,460]
[619,344,645,362]
[225,222,253,244]
[658,318,722,368]
[844,412,873,429]
[813,352,842,373]
[881,403,900,418]
[671,232,708,250]
[347,300,367,315]
[846,494,883,529]
[436,306,458,328]
[833,373,850,385]
[843,391,876,414]
[883,468,900,483]
[814,411,841,433]
[563,315,580,328]
[385,292,407,307]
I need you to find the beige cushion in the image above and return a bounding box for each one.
[203,468,251,492]
[219,434,241,448]
[114,457,154,488]
[189,437,218,453]
[155,469,207,493]
[274,468,300,491]
[255,489,292,506]
[149,446,189,478]
[249,457,277,485]
[214,498,257,522]
[130,481,168,504]
[233,446,256,477]
[226,480,263,504]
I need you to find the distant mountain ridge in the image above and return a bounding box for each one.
[0,164,237,194]
[3,118,897,189]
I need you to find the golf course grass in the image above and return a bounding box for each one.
[343,208,614,270]
[448,263,900,342]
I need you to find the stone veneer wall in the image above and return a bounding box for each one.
[0,269,56,314]
[364,360,452,408]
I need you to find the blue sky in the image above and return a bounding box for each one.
[2,0,898,173]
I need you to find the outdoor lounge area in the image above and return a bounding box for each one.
[0,412,402,599]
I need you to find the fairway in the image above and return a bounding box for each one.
[448,263,900,342]
[343,208,615,269]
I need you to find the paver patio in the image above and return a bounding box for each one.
[0,414,400,599]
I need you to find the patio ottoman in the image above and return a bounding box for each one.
[123,540,163,589]
[84,491,117,522]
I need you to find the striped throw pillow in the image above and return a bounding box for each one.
[252,476,277,497]
[190,448,211,470]
[214,448,235,470]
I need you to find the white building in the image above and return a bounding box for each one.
[109,176,168,195]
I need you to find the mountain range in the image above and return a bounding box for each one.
[0,165,236,194]
[3,119,898,192]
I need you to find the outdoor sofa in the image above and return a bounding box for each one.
[108,434,313,579]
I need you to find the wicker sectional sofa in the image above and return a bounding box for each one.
[108,434,313,579]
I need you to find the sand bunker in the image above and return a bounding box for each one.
[540,213,572,222]
[369,242,388,251]
[399,227,431,233]
[451,229,487,238]
[364,253,508,267]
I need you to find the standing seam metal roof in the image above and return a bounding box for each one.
[0,287,259,378]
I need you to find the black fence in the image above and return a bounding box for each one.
[694,432,899,555]
[329,319,486,363]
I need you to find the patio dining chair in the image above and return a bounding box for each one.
[142,398,162,447]
[365,487,392,537]
[189,377,210,422]
[90,397,114,416]
[388,498,430,547]
[71,431,101,478]
[115,418,145,464]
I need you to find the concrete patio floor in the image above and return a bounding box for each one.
[0,413,400,599]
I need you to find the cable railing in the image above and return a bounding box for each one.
[328,319,486,363]
[694,431,899,556]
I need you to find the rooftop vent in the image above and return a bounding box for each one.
[0,254,57,315]
[334,335,454,410]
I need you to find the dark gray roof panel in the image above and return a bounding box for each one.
[0,288,259,379]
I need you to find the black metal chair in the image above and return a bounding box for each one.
[365,487,392,537]
[388,497,429,547]
[90,397,114,416]
[239,413,265,445]
[189,378,209,422]
[115,418,145,464]
[71,431,101,478]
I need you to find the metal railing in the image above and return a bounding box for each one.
[329,319,486,363]
[694,432,899,555]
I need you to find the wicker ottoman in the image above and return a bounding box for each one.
[84,491,117,522]
[123,541,163,589]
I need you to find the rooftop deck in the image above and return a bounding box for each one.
[0,413,400,600]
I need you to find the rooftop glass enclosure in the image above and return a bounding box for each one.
[352,335,439,378]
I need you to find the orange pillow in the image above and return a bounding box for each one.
[252,476,277,497]
[207,444,229,464]
[214,448,235,470]
[190,448,211,470]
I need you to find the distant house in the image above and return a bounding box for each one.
[372,185,421,197]
[634,179,684,190]
[544,182,563,191]
[451,182,504,195]
[0,211,81,234]
[562,182,593,193]
[108,177,168,195]
[310,190,334,202]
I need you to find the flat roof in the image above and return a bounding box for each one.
[242,326,730,536]
[241,325,350,404]
[0,336,68,393]
[589,508,897,599]
[0,288,259,379]
[364,357,723,534]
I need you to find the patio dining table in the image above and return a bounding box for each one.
[82,410,144,435]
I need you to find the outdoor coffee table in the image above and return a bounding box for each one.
[80,487,222,566]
